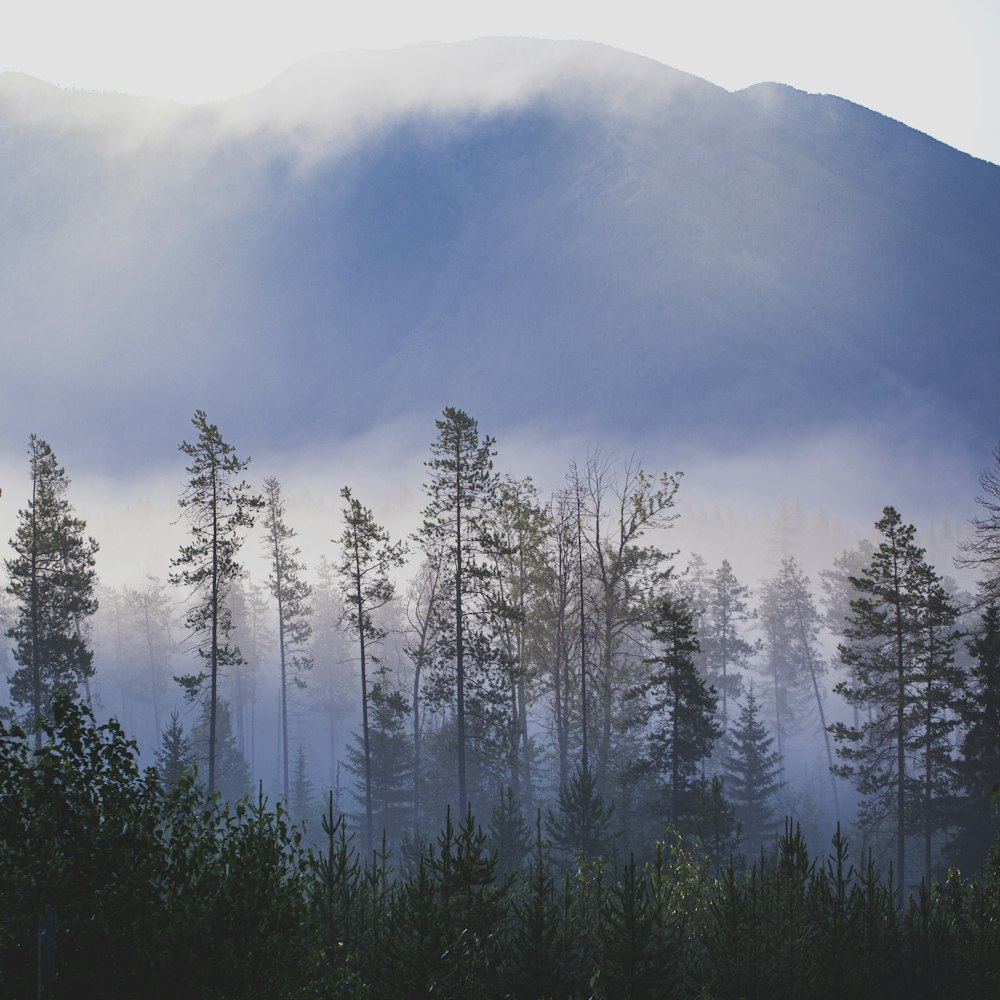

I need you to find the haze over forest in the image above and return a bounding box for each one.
[2,38,999,894]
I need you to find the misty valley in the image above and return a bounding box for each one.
[2,407,1000,999]
[3,32,1000,1000]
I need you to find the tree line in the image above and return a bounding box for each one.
[3,410,1000,892]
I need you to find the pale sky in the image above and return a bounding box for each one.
[2,0,998,164]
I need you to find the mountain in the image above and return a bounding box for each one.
[1,38,998,476]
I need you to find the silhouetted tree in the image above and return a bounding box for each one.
[336,485,407,853]
[170,410,262,795]
[547,763,617,862]
[724,688,785,855]
[191,698,250,802]
[156,709,193,787]
[5,435,98,746]
[635,595,719,829]
[417,407,498,813]
[951,600,1000,871]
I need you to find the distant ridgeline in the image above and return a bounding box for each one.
[1,38,999,467]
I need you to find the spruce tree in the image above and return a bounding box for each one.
[546,762,617,862]
[191,698,250,802]
[486,786,533,879]
[635,595,719,829]
[724,688,785,855]
[701,559,757,733]
[170,410,262,796]
[156,709,193,787]
[336,485,407,853]
[289,744,318,826]
[343,667,414,848]
[5,435,98,745]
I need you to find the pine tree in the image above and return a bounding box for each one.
[170,410,262,796]
[262,476,313,800]
[5,435,98,745]
[336,485,407,854]
[484,475,550,805]
[906,562,963,881]
[829,506,958,892]
[724,688,785,855]
[417,407,498,814]
[951,600,1000,871]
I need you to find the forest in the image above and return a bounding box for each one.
[2,405,999,997]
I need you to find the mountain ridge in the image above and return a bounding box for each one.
[0,38,997,484]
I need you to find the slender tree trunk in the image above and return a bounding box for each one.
[209,470,219,797]
[275,573,289,799]
[354,537,374,855]
[576,487,588,774]
[30,469,41,752]
[412,659,421,827]
[671,660,680,823]
[455,447,467,812]
[797,607,840,819]
[892,555,906,898]
[924,622,935,883]
[143,603,162,740]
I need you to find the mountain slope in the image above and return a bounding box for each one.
[1,39,997,470]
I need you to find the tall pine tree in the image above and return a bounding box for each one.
[417,407,498,814]
[262,476,313,800]
[170,410,262,796]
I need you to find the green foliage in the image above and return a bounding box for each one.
[3,707,1000,998]
[0,693,315,999]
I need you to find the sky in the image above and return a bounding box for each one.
[2,0,998,164]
